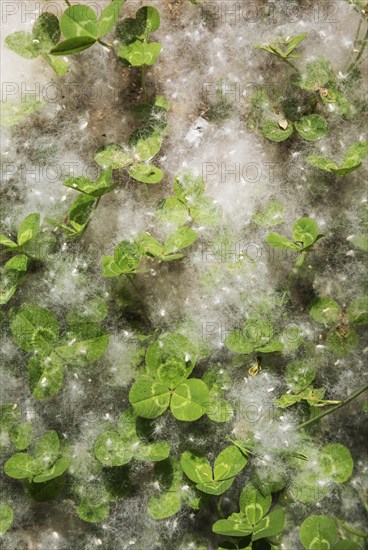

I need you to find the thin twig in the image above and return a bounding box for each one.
[299,383,368,429]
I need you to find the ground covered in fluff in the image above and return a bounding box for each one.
[0,0,367,549]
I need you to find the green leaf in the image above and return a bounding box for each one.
[239,481,271,525]
[180,451,213,484]
[299,515,338,550]
[137,232,164,258]
[0,234,17,248]
[174,173,205,201]
[212,514,253,537]
[163,227,197,255]
[284,33,308,56]
[293,217,320,248]
[67,194,97,237]
[4,453,40,479]
[343,141,368,169]
[318,443,353,483]
[11,305,59,354]
[326,328,359,356]
[333,542,360,550]
[60,5,98,38]
[134,440,170,462]
[0,255,30,305]
[50,36,96,56]
[136,6,160,37]
[9,422,33,451]
[147,490,181,520]
[225,332,254,354]
[207,397,234,423]
[146,333,196,387]
[0,404,19,429]
[261,119,293,142]
[118,40,162,66]
[95,430,133,466]
[55,322,109,367]
[0,99,44,128]
[294,115,328,142]
[64,169,116,198]
[130,128,163,161]
[265,232,300,250]
[0,504,13,535]
[17,213,40,246]
[275,394,302,408]
[42,53,69,76]
[111,240,142,274]
[97,0,126,37]
[348,296,368,325]
[170,379,209,421]
[214,446,247,481]
[33,457,69,483]
[285,359,316,393]
[156,198,189,226]
[94,143,133,169]
[293,57,335,91]
[35,430,60,464]
[28,353,64,399]
[32,13,61,51]
[307,155,340,173]
[129,379,171,418]
[252,201,285,227]
[252,508,285,541]
[76,499,109,523]
[129,163,163,184]
[309,297,341,324]
[5,31,40,59]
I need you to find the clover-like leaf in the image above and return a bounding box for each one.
[17,213,40,246]
[129,378,171,418]
[261,119,293,142]
[170,379,209,421]
[294,115,328,142]
[28,353,64,399]
[95,430,134,466]
[252,201,285,227]
[309,297,341,324]
[293,217,320,248]
[76,499,109,523]
[239,481,271,526]
[4,453,41,479]
[50,36,97,56]
[129,163,163,184]
[163,227,197,255]
[180,451,213,484]
[97,0,126,38]
[60,5,98,39]
[94,143,133,169]
[118,40,162,66]
[252,508,285,541]
[265,232,300,250]
[285,359,316,393]
[32,13,61,51]
[318,443,353,483]
[11,305,59,354]
[55,322,109,367]
[348,296,368,325]
[326,328,359,356]
[0,503,13,535]
[213,446,247,481]
[212,514,253,537]
[5,31,39,59]
[299,515,337,550]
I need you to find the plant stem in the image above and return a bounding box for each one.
[347,27,368,74]
[299,383,368,429]
[335,519,368,539]
[141,65,148,103]
[98,39,113,50]
[282,57,299,72]
[64,0,71,6]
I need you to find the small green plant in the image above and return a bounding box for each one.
[10,304,109,398]
[180,446,248,496]
[299,515,362,550]
[252,201,285,228]
[94,408,170,466]
[212,481,285,542]
[307,141,368,175]
[309,295,368,355]
[0,213,55,304]
[4,430,69,483]
[256,33,307,64]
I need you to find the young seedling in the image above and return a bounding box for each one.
[128,333,217,421]
[50,0,126,56]
[275,359,341,409]
[252,201,285,228]
[212,481,285,543]
[266,217,324,285]
[10,303,109,398]
[156,172,221,227]
[180,446,248,496]
[94,408,170,467]
[116,7,162,102]
[225,318,303,358]
[299,515,361,550]
[0,213,55,304]
[4,430,69,484]
[147,457,206,520]
[5,13,68,75]
[309,295,368,355]
[307,141,368,175]
[256,33,307,67]
[288,442,353,503]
